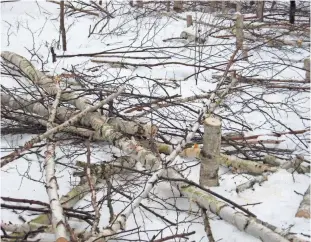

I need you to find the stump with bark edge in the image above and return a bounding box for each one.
[200,117,221,187]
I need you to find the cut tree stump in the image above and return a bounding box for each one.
[304,58,310,81]
[200,117,221,187]
[235,12,244,49]
[186,15,193,27]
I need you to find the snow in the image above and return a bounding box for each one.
[1,1,310,242]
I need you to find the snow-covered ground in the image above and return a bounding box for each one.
[1,1,310,242]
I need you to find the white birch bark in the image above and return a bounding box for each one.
[236,174,268,193]
[1,87,125,168]
[295,185,310,218]
[200,117,221,187]
[1,52,162,171]
[44,86,67,239]
[0,222,53,234]
[1,51,156,138]
[1,92,74,121]
[85,167,165,242]
[3,111,97,139]
[256,1,265,22]
[74,156,137,178]
[219,154,278,175]
[165,168,290,242]
[8,176,98,238]
[1,50,292,242]
[304,58,310,81]
[1,92,156,138]
[235,12,244,49]
[86,55,240,242]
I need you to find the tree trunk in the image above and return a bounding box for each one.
[236,1,242,12]
[242,47,249,61]
[289,0,296,24]
[186,15,193,27]
[137,0,143,8]
[304,58,310,81]
[256,1,264,22]
[295,185,310,218]
[235,12,244,49]
[270,0,276,11]
[200,117,221,187]
[221,1,227,13]
[166,1,170,11]
[173,0,183,12]
[60,1,67,51]
[167,168,291,242]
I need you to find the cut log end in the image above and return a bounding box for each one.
[204,117,221,127]
[56,237,69,242]
[295,210,310,219]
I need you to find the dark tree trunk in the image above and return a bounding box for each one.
[289,0,296,24]
[60,0,67,51]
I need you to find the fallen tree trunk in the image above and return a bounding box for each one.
[84,49,241,242]
[1,52,162,171]
[1,52,156,138]
[1,88,125,167]
[6,176,98,238]
[295,185,310,218]
[1,92,157,138]
[43,85,67,239]
[165,168,290,242]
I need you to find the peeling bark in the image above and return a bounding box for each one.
[0,87,125,167]
[1,52,156,138]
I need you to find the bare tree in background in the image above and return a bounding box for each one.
[60,0,67,51]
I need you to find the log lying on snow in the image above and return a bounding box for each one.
[86,71,295,242]
[1,88,125,168]
[2,52,299,242]
[74,156,137,178]
[295,185,310,219]
[236,174,269,193]
[1,51,156,139]
[6,177,97,238]
[161,142,277,175]
[3,94,279,175]
[44,86,67,240]
[0,221,53,234]
[2,157,137,238]
[2,110,97,138]
[1,51,161,170]
[165,168,290,242]
[219,154,278,175]
[1,92,157,138]
[85,73,240,241]
[180,26,205,44]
